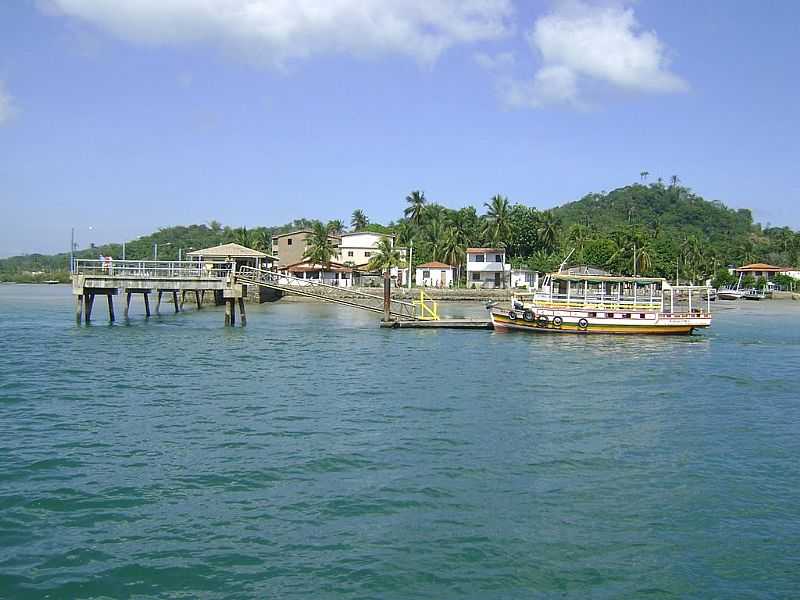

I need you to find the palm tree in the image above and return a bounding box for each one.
[635,245,653,275]
[670,175,680,187]
[441,227,466,287]
[233,226,251,248]
[567,223,590,262]
[404,191,427,227]
[393,220,414,247]
[251,229,271,253]
[303,222,337,276]
[367,238,403,318]
[351,209,369,232]
[327,219,345,236]
[537,212,559,253]
[426,214,447,262]
[640,171,649,182]
[483,194,511,246]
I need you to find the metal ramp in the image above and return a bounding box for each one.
[236,265,424,321]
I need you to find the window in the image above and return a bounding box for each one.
[347,251,353,257]
[588,312,597,318]
[639,314,646,319]
[364,252,371,257]
[287,238,293,246]
[474,254,485,263]
[623,313,631,319]
[423,270,430,279]
[472,272,480,281]
[495,254,502,262]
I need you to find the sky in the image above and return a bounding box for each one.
[1,0,799,257]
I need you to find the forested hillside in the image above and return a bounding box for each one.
[3,182,798,286]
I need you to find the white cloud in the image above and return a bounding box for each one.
[495,0,687,108]
[0,82,14,125]
[42,0,513,66]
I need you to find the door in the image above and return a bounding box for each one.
[494,272,501,287]
[441,270,447,287]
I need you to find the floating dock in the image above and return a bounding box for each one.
[380,319,492,329]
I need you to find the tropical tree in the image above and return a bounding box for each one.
[367,238,403,316]
[351,209,369,231]
[404,190,427,227]
[303,222,337,270]
[440,227,466,286]
[640,171,649,182]
[670,175,680,187]
[567,223,591,262]
[252,229,272,253]
[327,219,345,236]
[233,226,251,248]
[483,194,511,246]
[425,214,447,262]
[537,212,559,254]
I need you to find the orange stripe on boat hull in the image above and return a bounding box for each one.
[491,315,698,335]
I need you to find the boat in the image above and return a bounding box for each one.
[489,271,712,335]
[717,273,745,300]
[742,288,766,301]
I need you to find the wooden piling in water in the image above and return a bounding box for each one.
[75,294,83,324]
[156,291,162,314]
[143,292,151,317]
[107,294,115,323]
[172,291,179,313]
[124,292,131,319]
[84,293,94,322]
[195,290,201,310]
[238,297,246,326]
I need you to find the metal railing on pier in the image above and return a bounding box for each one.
[73,259,233,280]
[236,265,423,321]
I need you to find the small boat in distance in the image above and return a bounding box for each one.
[718,273,745,300]
[743,288,766,301]
[489,271,712,335]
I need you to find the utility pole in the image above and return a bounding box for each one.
[122,241,126,261]
[408,239,413,290]
[70,227,75,273]
[633,243,637,277]
[154,243,158,261]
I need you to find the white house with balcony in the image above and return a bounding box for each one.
[466,248,510,289]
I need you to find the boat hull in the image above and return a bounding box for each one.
[490,310,707,335]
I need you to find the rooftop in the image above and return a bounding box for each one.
[735,263,790,272]
[186,243,270,259]
[466,247,505,253]
[416,261,453,269]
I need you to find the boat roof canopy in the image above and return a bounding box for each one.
[548,273,665,284]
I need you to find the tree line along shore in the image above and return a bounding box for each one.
[3,179,800,290]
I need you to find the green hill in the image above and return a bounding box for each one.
[2,184,798,285]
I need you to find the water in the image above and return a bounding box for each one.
[1,285,799,599]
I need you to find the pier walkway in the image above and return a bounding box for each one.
[71,260,437,325]
[236,265,422,321]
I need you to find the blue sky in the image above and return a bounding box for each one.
[1,1,798,257]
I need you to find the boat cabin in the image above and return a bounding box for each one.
[522,273,711,316]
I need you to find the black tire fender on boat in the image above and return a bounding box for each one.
[508,310,517,320]
[553,316,563,327]
[523,309,535,322]
[537,315,549,327]
[578,318,589,330]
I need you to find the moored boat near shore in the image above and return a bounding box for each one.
[489,272,712,335]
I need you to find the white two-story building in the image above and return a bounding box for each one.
[466,247,510,289]
[337,232,409,285]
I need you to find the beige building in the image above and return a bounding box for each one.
[271,230,340,268]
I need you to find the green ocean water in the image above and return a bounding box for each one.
[1,284,799,599]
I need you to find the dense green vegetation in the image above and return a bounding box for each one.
[3,181,799,286]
